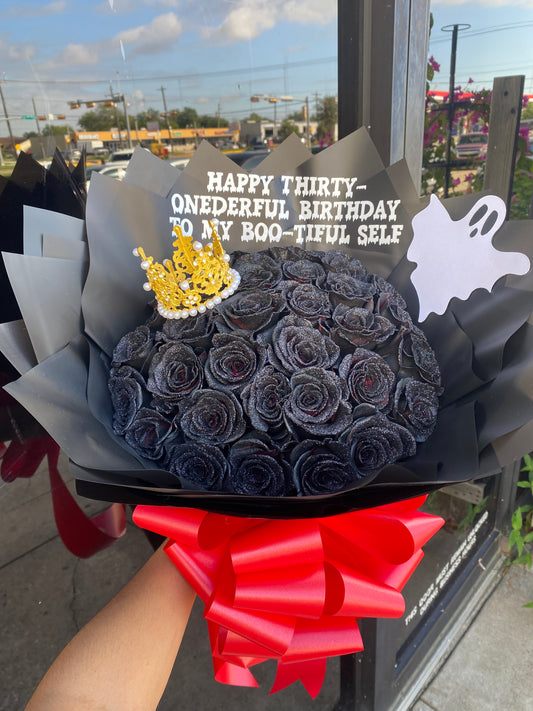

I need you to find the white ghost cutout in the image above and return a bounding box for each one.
[408,194,530,322]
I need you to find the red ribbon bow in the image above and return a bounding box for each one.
[133,497,443,698]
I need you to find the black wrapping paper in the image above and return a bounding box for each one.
[2,130,533,517]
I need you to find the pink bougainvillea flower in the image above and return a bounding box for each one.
[428,56,440,73]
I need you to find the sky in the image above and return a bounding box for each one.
[0,0,531,137]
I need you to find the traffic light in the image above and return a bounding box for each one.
[86,102,96,108]
[70,102,80,109]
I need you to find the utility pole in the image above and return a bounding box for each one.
[160,85,173,153]
[0,82,14,145]
[121,93,132,149]
[115,73,132,148]
[305,96,310,149]
[109,83,122,147]
[32,97,47,159]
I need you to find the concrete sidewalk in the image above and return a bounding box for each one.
[1,452,532,711]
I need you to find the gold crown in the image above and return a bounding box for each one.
[134,220,240,319]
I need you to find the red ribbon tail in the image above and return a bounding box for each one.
[270,658,327,698]
[213,658,259,687]
[48,442,126,558]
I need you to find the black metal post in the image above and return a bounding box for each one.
[443,25,458,198]
[337,0,364,140]
[442,23,469,198]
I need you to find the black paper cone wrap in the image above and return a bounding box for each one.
[2,130,533,518]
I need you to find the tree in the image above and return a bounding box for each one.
[79,105,125,131]
[278,119,300,141]
[42,124,75,136]
[177,107,199,128]
[315,96,338,141]
[522,101,533,121]
[286,109,306,122]
[198,114,229,128]
[135,108,160,129]
[244,112,267,122]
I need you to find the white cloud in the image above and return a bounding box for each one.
[283,0,336,25]
[57,44,100,66]
[37,11,184,72]
[99,0,181,12]
[5,0,67,17]
[116,12,183,55]
[0,38,36,61]
[203,0,336,43]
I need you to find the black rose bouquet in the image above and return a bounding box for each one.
[110,242,441,502]
[2,129,533,695]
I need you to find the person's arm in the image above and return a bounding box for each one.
[26,543,196,711]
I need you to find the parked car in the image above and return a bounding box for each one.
[168,158,189,171]
[86,161,129,189]
[453,132,489,160]
[227,149,271,171]
[107,149,135,163]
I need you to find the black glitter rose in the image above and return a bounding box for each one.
[284,367,352,437]
[215,289,285,333]
[283,282,332,323]
[331,303,396,350]
[179,388,245,445]
[241,365,291,435]
[146,341,203,403]
[112,325,154,370]
[124,407,175,461]
[319,250,369,281]
[232,252,283,291]
[374,290,413,329]
[291,439,365,495]
[205,332,267,392]
[282,258,326,286]
[326,271,377,307]
[398,325,442,390]
[271,315,339,373]
[392,378,439,441]
[339,348,396,410]
[227,434,289,496]
[108,365,146,435]
[340,411,416,475]
[167,441,228,490]
[159,312,216,353]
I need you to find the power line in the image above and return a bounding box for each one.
[2,56,337,86]
[430,20,533,44]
